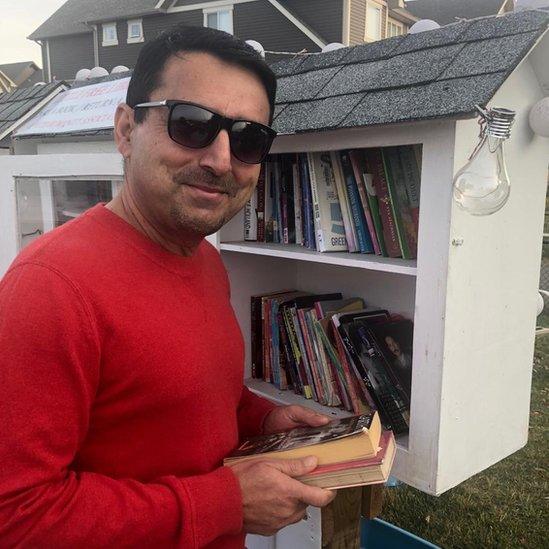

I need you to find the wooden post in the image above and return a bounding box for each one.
[320,485,384,548]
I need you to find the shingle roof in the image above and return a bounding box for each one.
[405,0,507,26]
[0,82,66,140]
[271,10,549,135]
[0,62,40,82]
[29,0,160,40]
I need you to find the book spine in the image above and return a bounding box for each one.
[364,148,401,258]
[330,151,357,252]
[293,158,303,246]
[339,150,374,254]
[296,308,323,402]
[349,150,381,255]
[330,319,362,414]
[299,154,315,250]
[256,163,266,242]
[244,187,258,241]
[270,301,281,388]
[265,161,274,242]
[272,160,282,244]
[283,308,311,398]
[250,296,262,379]
[398,146,421,247]
[308,152,348,253]
[280,158,289,245]
[291,308,317,400]
[278,309,300,392]
[284,156,296,244]
[381,148,413,259]
[305,310,331,405]
[262,297,271,382]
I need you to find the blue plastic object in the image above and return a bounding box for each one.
[360,518,440,549]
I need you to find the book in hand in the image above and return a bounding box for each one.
[224,412,381,467]
[296,430,396,489]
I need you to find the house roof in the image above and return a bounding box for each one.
[29,0,160,40]
[271,9,549,135]
[0,82,66,141]
[405,0,507,26]
[0,62,41,82]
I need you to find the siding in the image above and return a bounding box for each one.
[98,12,203,72]
[281,0,343,44]
[49,33,95,81]
[350,0,366,45]
[234,1,320,54]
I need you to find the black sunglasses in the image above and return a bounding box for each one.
[133,100,276,164]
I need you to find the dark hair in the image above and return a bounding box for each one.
[126,25,276,124]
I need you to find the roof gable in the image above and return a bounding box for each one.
[405,0,507,26]
[29,0,160,40]
[271,9,549,134]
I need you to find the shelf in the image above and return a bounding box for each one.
[245,378,409,452]
[220,242,417,276]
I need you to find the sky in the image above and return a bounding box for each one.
[0,0,66,66]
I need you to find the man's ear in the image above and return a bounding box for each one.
[114,103,135,159]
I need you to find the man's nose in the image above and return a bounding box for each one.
[199,129,232,176]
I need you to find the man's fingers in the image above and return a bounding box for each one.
[297,484,336,508]
[287,405,331,427]
[266,456,318,477]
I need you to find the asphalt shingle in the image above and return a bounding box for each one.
[270,10,548,134]
[277,67,340,103]
[340,73,508,128]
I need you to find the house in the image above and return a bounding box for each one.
[0,62,44,89]
[28,0,418,82]
[405,0,515,25]
[0,70,16,94]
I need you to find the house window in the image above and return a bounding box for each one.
[388,18,404,38]
[127,19,144,43]
[365,1,383,42]
[102,22,118,46]
[203,6,234,35]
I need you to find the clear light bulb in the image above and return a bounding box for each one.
[453,107,515,216]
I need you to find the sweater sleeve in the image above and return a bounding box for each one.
[0,262,242,548]
[237,386,279,440]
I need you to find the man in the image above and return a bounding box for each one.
[0,26,335,548]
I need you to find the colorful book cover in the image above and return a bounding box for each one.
[329,151,357,252]
[349,149,384,256]
[307,152,348,252]
[362,148,401,258]
[338,150,374,254]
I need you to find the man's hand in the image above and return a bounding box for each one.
[228,456,336,536]
[262,404,332,435]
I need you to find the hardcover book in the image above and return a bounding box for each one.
[307,152,348,252]
[296,430,396,489]
[224,412,381,466]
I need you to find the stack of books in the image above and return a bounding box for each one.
[251,291,412,435]
[243,146,422,260]
[225,412,396,489]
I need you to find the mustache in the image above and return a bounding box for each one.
[172,167,239,198]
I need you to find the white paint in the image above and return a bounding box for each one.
[45,40,52,83]
[0,153,123,276]
[15,78,130,137]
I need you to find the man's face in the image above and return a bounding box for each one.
[117,52,271,238]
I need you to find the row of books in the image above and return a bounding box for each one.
[251,290,413,435]
[225,412,396,489]
[244,146,422,260]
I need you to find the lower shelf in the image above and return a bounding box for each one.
[245,378,409,452]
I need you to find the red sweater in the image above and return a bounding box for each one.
[0,204,276,548]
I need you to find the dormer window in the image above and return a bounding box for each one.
[127,19,144,44]
[102,22,118,46]
[204,6,234,35]
[365,1,383,42]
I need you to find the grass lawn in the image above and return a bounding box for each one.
[380,313,548,548]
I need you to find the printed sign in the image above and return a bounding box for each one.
[16,77,130,136]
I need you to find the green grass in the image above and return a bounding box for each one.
[380,325,549,548]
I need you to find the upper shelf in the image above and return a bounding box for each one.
[220,241,417,276]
